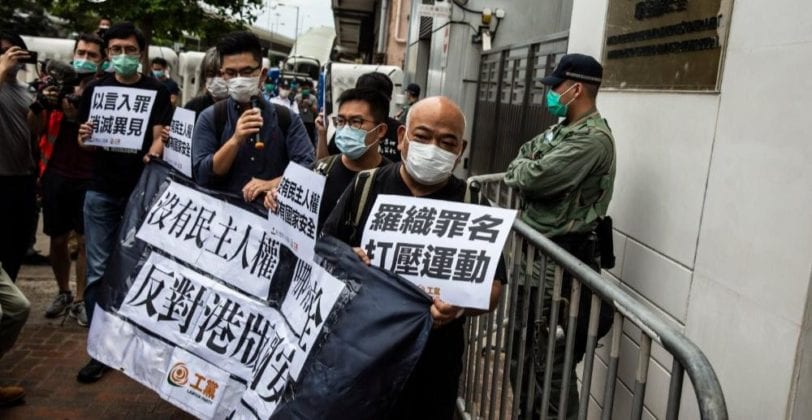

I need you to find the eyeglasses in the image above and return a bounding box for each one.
[108,46,139,55]
[332,116,377,129]
[222,66,261,78]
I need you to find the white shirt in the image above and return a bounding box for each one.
[269,96,300,115]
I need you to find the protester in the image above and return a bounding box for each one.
[191,31,313,201]
[396,82,420,124]
[294,79,318,145]
[151,57,180,106]
[262,76,276,100]
[504,53,616,419]
[0,32,38,283]
[183,47,227,117]
[322,96,506,419]
[75,22,173,383]
[317,72,402,162]
[38,33,105,326]
[265,87,392,228]
[0,265,30,406]
[269,78,299,114]
[95,18,112,39]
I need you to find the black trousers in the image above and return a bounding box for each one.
[0,175,37,281]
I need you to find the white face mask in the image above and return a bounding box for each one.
[279,88,291,98]
[206,76,229,100]
[227,76,260,103]
[403,140,459,185]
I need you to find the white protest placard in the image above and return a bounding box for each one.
[164,107,195,177]
[86,86,157,151]
[278,259,345,378]
[136,181,283,301]
[268,162,326,260]
[119,250,344,384]
[361,194,517,310]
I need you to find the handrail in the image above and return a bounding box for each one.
[467,173,728,420]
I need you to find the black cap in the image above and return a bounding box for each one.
[278,79,291,88]
[405,83,420,96]
[541,53,603,87]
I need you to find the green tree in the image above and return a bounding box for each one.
[48,0,262,57]
[0,0,63,37]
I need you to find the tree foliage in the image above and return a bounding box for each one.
[4,0,263,52]
[0,0,63,37]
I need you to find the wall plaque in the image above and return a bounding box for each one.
[601,0,733,90]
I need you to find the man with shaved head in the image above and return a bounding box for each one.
[323,96,506,419]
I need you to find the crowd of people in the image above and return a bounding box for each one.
[0,19,615,420]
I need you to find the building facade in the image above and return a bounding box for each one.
[400,0,812,419]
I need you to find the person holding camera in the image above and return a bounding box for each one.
[0,32,37,284]
[33,33,106,327]
[0,30,35,408]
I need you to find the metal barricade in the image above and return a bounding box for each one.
[457,173,727,420]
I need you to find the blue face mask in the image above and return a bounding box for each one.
[545,83,578,118]
[152,70,165,79]
[335,124,380,160]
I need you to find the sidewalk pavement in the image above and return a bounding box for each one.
[0,228,194,419]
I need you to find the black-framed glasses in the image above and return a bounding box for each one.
[222,66,261,78]
[332,116,377,129]
[108,46,139,55]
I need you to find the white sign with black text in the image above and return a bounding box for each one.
[361,194,516,310]
[267,162,326,260]
[115,249,345,418]
[164,107,195,177]
[86,86,157,151]
[136,181,282,301]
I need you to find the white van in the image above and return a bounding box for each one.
[323,62,405,117]
[320,62,405,143]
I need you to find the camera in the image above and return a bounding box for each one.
[0,48,38,64]
[29,60,82,113]
[20,50,38,64]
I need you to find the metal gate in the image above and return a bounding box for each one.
[469,32,569,175]
[457,174,728,420]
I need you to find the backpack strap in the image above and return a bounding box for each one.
[214,99,229,142]
[314,154,341,176]
[345,167,379,243]
[272,103,291,134]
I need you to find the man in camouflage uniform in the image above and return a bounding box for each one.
[504,53,616,419]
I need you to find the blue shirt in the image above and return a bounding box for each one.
[192,97,315,194]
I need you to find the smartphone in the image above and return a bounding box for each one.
[20,51,38,64]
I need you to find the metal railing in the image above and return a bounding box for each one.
[457,173,727,420]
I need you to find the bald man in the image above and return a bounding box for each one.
[322,97,506,420]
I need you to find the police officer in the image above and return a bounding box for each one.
[504,53,616,419]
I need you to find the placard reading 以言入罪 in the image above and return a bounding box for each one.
[86,86,157,150]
